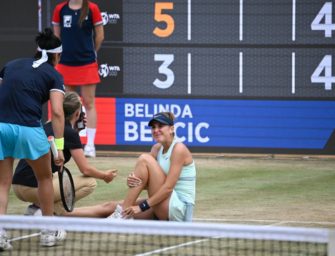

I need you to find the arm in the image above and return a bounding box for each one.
[94,24,104,52]
[70,148,117,183]
[50,91,65,165]
[53,25,61,39]
[146,143,188,207]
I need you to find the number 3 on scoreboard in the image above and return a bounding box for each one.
[153,2,174,38]
[311,2,335,38]
[153,54,175,89]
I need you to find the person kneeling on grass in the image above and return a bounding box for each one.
[12,91,117,216]
[65,112,196,222]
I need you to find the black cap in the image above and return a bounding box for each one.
[148,113,174,126]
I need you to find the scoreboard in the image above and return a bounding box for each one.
[97,0,335,99]
[47,0,335,154]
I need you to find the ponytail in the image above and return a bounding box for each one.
[79,0,89,26]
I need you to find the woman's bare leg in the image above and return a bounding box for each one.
[0,158,14,214]
[121,153,170,220]
[65,199,154,219]
[26,153,54,216]
[80,85,97,129]
[64,201,118,217]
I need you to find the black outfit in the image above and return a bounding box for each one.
[12,121,82,187]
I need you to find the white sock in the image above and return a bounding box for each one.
[86,128,96,146]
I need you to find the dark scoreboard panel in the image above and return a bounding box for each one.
[0,0,38,68]
[45,0,335,154]
[95,0,335,99]
[118,0,335,44]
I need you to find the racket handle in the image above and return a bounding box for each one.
[48,136,58,158]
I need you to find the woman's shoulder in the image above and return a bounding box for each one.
[172,141,192,157]
[151,143,162,152]
[88,1,101,10]
[173,140,188,150]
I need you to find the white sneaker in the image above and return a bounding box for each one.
[24,204,42,216]
[40,229,66,247]
[107,204,123,219]
[0,229,12,251]
[84,145,96,158]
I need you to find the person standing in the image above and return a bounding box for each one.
[12,91,117,216]
[52,0,104,157]
[0,28,65,249]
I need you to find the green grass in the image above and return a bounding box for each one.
[7,156,335,228]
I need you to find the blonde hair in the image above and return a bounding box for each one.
[63,91,81,121]
[161,112,175,123]
[161,112,175,136]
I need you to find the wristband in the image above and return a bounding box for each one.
[54,137,64,150]
[139,199,150,212]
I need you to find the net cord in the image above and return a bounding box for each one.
[0,215,330,244]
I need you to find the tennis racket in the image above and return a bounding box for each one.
[48,136,75,212]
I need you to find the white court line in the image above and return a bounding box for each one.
[265,221,289,227]
[135,236,220,256]
[193,218,335,226]
[9,232,41,242]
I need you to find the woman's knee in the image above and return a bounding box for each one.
[136,153,166,186]
[137,153,155,165]
[136,153,157,175]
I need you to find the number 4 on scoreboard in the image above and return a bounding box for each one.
[311,2,335,38]
[311,55,335,90]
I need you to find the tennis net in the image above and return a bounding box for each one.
[0,215,334,255]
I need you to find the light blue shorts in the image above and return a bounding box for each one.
[169,190,194,222]
[0,123,49,160]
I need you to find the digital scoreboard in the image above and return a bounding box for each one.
[45,0,335,154]
[97,0,335,99]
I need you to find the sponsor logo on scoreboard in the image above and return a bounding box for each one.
[101,12,120,25]
[99,64,121,78]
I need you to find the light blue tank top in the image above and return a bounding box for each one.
[157,139,196,205]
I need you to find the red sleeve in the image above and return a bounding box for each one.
[52,2,67,25]
[89,2,103,25]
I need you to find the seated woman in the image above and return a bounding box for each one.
[65,112,196,222]
[12,91,117,216]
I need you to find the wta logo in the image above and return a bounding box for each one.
[99,64,121,78]
[101,12,120,25]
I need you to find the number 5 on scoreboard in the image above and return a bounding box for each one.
[153,2,174,38]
